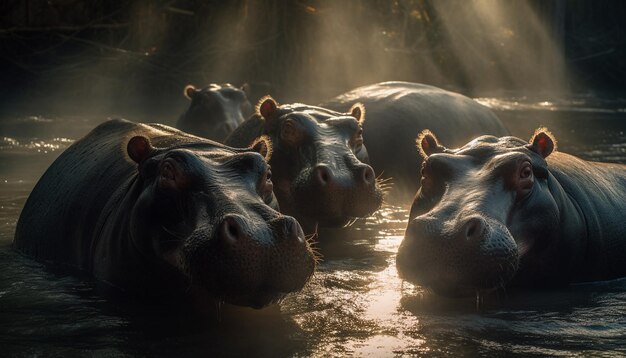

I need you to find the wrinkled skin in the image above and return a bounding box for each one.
[226,97,383,232]
[321,81,509,201]
[177,83,252,142]
[397,128,626,297]
[14,119,315,309]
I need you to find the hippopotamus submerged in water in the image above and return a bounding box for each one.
[176,83,252,142]
[226,96,383,232]
[397,128,626,297]
[14,119,316,309]
[321,81,509,200]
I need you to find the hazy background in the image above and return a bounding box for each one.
[1,0,625,123]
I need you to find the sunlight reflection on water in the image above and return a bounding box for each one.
[475,96,626,114]
[1,137,74,154]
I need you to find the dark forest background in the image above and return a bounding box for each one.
[1,0,625,121]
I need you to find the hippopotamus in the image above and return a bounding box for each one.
[13,118,315,309]
[397,127,626,297]
[176,83,252,141]
[321,81,509,200]
[225,96,383,232]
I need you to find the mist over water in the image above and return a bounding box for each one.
[199,1,570,102]
[2,0,574,121]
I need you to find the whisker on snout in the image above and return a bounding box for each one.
[376,176,394,184]
[305,232,318,243]
[305,233,324,263]
[379,187,393,199]
[376,177,395,193]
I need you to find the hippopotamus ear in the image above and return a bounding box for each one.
[257,96,279,121]
[127,136,155,164]
[528,127,557,158]
[249,135,273,161]
[348,103,366,124]
[184,85,197,100]
[416,129,445,158]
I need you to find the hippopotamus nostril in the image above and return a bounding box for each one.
[406,217,439,239]
[286,216,305,244]
[219,215,248,244]
[464,217,486,242]
[272,216,306,244]
[313,165,333,186]
[360,165,375,186]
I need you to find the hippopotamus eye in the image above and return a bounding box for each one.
[280,119,306,145]
[520,162,533,179]
[258,166,274,203]
[513,160,534,200]
[350,127,364,151]
[161,161,175,180]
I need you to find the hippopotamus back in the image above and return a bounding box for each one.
[546,153,626,281]
[321,81,509,199]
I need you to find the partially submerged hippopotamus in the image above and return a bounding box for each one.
[225,97,383,232]
[321,81,509,199]
[397,128,626,297]
[176,83,252,141]
[14,119,315,309]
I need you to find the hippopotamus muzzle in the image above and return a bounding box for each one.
[182,215,315,308]
[398,213,519,297]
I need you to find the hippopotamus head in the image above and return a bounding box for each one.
[177,83,252,141]
[125,135,315,308]
[397,128,560,297]
[245,96,383,231]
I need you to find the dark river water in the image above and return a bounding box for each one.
[1,95,626,357]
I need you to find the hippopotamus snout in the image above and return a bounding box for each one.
[294,161,382,227]
[398,212,519,296]
[185,213,315,308]
[404,215,491,249]
[311,163,376,188]
[218,214,305,249]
